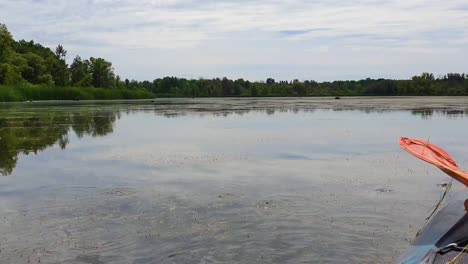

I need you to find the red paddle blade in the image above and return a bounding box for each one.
[399,137,468,187]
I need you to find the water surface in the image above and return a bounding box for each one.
[1,97,468,263]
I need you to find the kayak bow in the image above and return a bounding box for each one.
[399,137,468,264]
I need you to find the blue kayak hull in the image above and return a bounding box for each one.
[399,190,468,264]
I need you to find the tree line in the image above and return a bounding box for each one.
[1,22,468,99]
[130,73,468,97]
[0,23,121,89]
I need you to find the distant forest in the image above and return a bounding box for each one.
[1,23,468,101]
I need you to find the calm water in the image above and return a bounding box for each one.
[1,97,468,264]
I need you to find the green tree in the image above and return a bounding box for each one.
[89,57,115,88]
[52,44,69,86]
[292,81,306,96]
[0,23,15,63]
[221,77,233,96]
[15,40,68,86]
[69,56,92,87]
[0,23,23,84]
[20,52,53,85]
[55,44,67,60]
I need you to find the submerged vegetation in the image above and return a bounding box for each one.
[1,22,468,101]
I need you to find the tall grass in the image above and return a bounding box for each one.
[0,85,155,102]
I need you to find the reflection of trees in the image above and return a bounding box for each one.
[0,111,117,176]
[411,109,434,119]
[410,109,467,119]
[71,112,117,137]
[2,100,467,176]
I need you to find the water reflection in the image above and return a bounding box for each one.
[1,98,468,263]
[411,109,467,119]
[1,98,468,176]
[0,110,118,175]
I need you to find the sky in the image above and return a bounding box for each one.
[1,0,468,81]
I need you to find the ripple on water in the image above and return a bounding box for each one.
[0,184,405,264]
[101,187,137,197]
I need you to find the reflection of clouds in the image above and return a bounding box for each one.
[2,97,468,176]
[2,99,468,262]
[80,143,218,169]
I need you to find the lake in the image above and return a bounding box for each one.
[1,97,468,264]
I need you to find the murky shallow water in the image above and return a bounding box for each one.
[1,97,468,263]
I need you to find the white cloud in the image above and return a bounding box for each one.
[1,0,467,81]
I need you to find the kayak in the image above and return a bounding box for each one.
[399,138,468,264]
[399,190,468,263]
